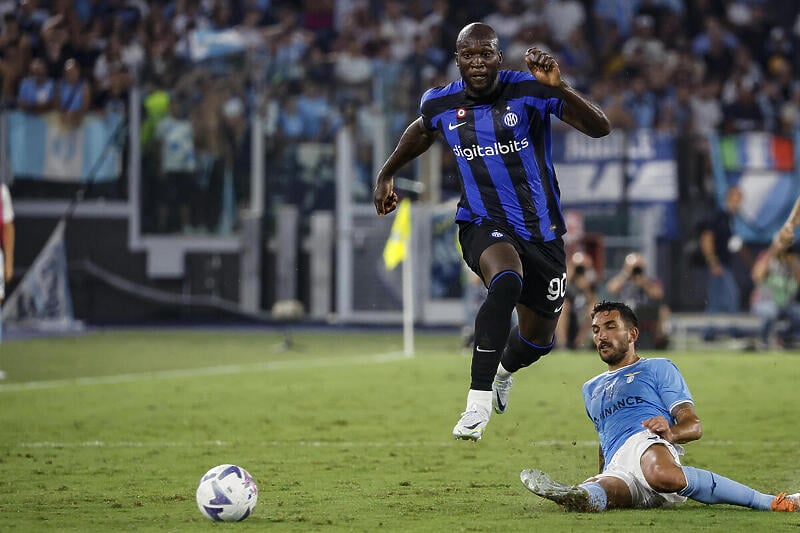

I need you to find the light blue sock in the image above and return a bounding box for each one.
[577,481,608,511]
[679,466,773,509]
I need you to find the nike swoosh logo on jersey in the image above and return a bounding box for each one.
[448,122,467,130]
[475,346,495,353]
[554,303,564,313]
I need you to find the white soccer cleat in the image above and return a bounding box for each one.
[492,376,513,414]
[520,469,595,512]
[452,404,490,441]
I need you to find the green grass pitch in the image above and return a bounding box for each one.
[0,328,798,532]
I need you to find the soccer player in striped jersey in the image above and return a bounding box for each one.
[520,301,799,512]
[374,22,610,441]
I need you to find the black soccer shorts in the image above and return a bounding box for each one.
[458,221,567,319]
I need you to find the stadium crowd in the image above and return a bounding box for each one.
[0,0,798,338]
[1,1,799,205]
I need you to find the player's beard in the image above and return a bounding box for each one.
[597,335,632,367]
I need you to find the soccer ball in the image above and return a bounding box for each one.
[195,464,258,522]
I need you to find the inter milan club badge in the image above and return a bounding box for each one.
[456,108,466,119]
[503,106,519,128]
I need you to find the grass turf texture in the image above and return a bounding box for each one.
[0,329,798,532]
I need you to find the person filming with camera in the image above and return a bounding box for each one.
[605,252,670,349]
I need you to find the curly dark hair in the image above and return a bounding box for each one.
[590,301,638,328]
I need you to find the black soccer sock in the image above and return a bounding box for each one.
[470,271,522,391]
[500,326,554,373]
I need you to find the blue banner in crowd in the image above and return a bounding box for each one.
[7,110,123,183]
[552,128,678,205]
[188,29,247,62]
[708,130,800,244]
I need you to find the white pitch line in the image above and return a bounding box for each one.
[18,439,598,449]
[17,440,788,449]
[0,351,408,393]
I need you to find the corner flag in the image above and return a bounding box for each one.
[383,198,411,270]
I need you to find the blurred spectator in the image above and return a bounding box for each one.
[767,55,797,103]
[592,0,640,39]
[265,5,313,83]
[16,55,53,112]
[749,242,800,350]
[277,91,306,141]
[592,78,634,130]
[17,0,49,44]
[621,14,666,72]
[656,81,693,133]
[555,27,594,90]
[542,0,585,48]
[623,75,657,129]
[766,25,794,67]
[699,185,745,341]
[605,252,671,349]
[236,2,269,48]
[93,34,125,92]
[690,77,723,136]
[0,12,32,61]
[68,20,102,73]
[721,79,764,133]
[34,14,73,78]
[303,42,330,85]
[369,38,406,119]
[210,1,237,30]
[727,1,769,64]
[485,0,530,50]
[557,251,597,350]
[332,36,372,103]
[139,23,183,92]
[171,0,211,37]
[56,57,90,127]
[403,32,439,100]
[93,62,130,114]
[111,14,144,76]
[301,0,334,48]
[419,0,458,54]
[0,13,31,105]
[749,193,800,350]
[378,0,417,62]
[693,16,737,81]
[720,45,762,104]
[776,90,800,136]
[0,41,25,105]
[296,81,340,141]
[593,20,625,78]
[155,95,197,233]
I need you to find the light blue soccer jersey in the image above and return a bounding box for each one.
[581,358,693,467]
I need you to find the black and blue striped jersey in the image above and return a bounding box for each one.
[420,69,566,242]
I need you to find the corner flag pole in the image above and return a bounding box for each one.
[401,221,414,357]
[382,197,414,357]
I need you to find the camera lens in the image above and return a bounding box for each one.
[632,266,643,276]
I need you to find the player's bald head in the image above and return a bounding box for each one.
[456,23,499,51]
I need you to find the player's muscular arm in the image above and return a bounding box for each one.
[557,81,611,138]
[524,48,610,138]
[374,117,437,215]
[641,402,702,444]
